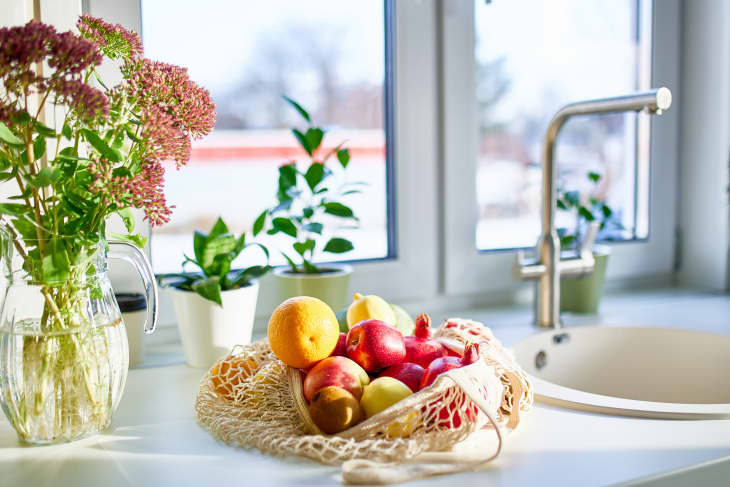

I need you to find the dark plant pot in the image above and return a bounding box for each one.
[560,247,610,314]
[272,264,353,311]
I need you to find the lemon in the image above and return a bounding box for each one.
[346,292,396,329]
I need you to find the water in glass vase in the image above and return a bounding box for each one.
[0,317,129,444]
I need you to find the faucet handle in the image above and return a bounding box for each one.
[514,250,546,280]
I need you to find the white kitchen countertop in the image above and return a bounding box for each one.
[2,288,730,487]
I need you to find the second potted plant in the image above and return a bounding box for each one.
[557,171,621,313]
[254,97,362,310]
[159,218,270,368]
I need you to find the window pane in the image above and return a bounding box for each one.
[141,0,390,273]
[475,0,648,250]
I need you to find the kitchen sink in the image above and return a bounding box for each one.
[512,326,730,419]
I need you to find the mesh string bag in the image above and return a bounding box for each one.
[194,318,533,484]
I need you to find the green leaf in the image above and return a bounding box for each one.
[280,251,299,273]
[557,198,568,210]
[337,148,350,168]
[601,204,613,219]
[272,217,297,238]
[303,222,323,234]
[323,237,354,254]
[82,128,121,162]
[12,111,31,125]
[112,131,125,150]
[578,206,595,221]
[213,253,232,281]
[201,234,236,270]
[292,128,311,155]
[282,95,311,122]
[304,162,325,191]
[62,123,73,140]
[229,265,271,288]
[27,167,59,188]
[42,238,70,284]
[302,259,319,274]
[0,152,10,171]
[0,203,31,217]
[208,217,229,239]
[304,128,324,154]
[33,120,56,137]
[302,207,314,219]
[116,208,135,233]
[564,191,580,207]
[323,202,354,218]
[193,230,207,265]
[253,210,267,236]
[293,238,315,257]
[0,122,25,147]
[341,189,361,196]
[234,233,246,255]
[278,163,297,191]
[588,171,601,183]
[32,136,46,161]
[191,276,223,306]
[0,169,16,182]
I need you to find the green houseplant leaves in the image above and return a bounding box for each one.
[157,217,270,306]
[253,96,363,274]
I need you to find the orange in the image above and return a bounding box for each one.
[267,296,339,369]
[210,356,260,401]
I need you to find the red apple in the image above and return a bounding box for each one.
[346,319,406,372]
[332,332,347,357]
[303,356,370,403]
[379,362,425,392]
[404,313,446,368]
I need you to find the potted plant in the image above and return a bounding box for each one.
[253,97,362,310]
[557,171,620,313]
[0,16,215,443]
[158,218,270,368]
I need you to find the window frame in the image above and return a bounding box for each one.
[441,0,682,296]
[85,0,442,326]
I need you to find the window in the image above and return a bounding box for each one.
[475,0,650,251]
[85,0,680,313]
[442,0,679,295]
[141,0,393,273]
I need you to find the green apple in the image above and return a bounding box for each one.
[360,376,413,418]
[390,303,415,336]
[335,308,349,333]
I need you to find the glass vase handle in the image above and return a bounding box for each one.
[108,241,158,334]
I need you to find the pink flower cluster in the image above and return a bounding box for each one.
[89,158,173,227]
[78,15,215,226]
[130,60,216,164]
[0,20,107,123]
[76,14,142,61]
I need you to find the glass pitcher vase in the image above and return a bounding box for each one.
[0,230,157,445]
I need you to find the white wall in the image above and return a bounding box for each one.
[678,0,730,291]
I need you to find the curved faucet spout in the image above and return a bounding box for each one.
[516,87,672,329]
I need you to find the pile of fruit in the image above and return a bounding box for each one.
[267,294,482,435]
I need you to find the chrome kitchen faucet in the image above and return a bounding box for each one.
[514,88,672,329]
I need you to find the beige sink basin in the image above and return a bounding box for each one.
[512,326,730,419]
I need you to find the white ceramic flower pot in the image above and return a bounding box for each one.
[170,281,259,368]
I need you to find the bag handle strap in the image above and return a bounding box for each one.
[341,369,504,485]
